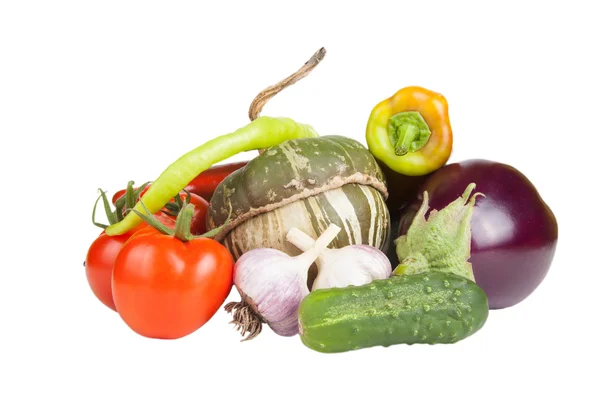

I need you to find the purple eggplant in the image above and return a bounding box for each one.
[397,159,558,309]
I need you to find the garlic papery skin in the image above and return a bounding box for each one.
[226,224,341,340]
[286,227,391,291]
[233,249,307,337]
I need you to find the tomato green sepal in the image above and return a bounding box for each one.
[161,188,192,217]
[131,199,231,242]
[92,189,117,229]
[92,181,153,229]
[114,181,152,219]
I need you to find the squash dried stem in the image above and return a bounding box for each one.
[248,47,326,122]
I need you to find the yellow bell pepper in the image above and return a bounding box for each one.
[366,86,453,176]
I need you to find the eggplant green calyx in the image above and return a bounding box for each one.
[388,111,431,156]
[393,183,484,281]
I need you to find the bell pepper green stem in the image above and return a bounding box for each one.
[106,116,318,236]
[395,124,418,156]
[388,111,432,157]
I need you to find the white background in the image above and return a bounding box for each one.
[1,1,598,399]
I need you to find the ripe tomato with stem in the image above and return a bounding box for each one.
[112,203,234,339]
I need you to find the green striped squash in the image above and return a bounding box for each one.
[207,135,390,264]
[223,183,389,259]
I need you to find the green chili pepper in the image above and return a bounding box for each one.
[105,116,318,236]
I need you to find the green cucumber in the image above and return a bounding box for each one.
[298,272,488,353]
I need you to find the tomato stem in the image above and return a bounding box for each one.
[131,200,175,236]
[100,189,118,226]
[92,191,109,229]
[124,180,136,211]
[131,198,232,242]
[114,181,152,220]
[173,204,195,241]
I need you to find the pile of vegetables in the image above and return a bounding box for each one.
[84,48,557,351]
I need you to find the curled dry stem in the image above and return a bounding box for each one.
[248,47,327,151]
[224,301,264,342]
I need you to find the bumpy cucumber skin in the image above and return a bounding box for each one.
[298,272,488,353]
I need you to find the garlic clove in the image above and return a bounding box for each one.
[286,227,392,292]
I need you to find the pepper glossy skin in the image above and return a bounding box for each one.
[366,86,453,176]
[398,159,558,309]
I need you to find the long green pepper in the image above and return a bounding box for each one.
[106,116,318,236]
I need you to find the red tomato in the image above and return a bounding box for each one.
[85,215,175,312]
[112,230,234,339]
[85,232,131,311]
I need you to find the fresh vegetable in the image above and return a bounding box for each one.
[298,272,489,353]
[112,204,234,339]
[225,224,341,340]
[83,45,559,352]
[286,227,391,291]
[394,183,483,281]
[366,86,452,176]
[85,187,175,311]
[397,159,558,309]
[105,49,329,237]
[184,161,249,201]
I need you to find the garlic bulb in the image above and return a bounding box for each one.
[286,227,391,291]
[225,224,341,340]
